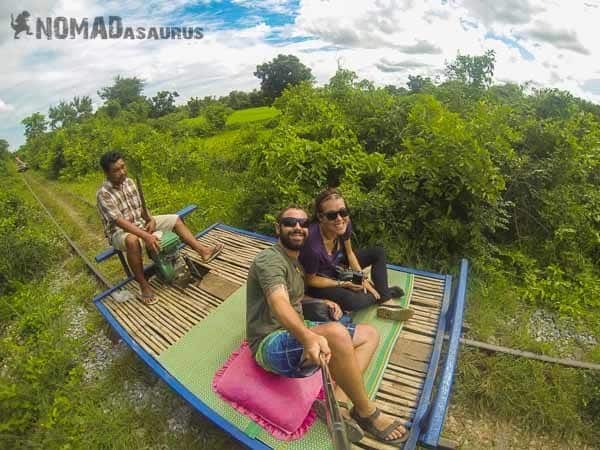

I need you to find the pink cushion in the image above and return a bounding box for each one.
[212,341,323,440]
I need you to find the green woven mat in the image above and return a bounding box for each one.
[157,270,414,450]
[353,269,414,398]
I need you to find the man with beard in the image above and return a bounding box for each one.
[96,151,223,305]
[246,205,409,444]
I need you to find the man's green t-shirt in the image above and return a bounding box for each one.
[246,243,305,354]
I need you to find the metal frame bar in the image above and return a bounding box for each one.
[421,258,469,447]
[403,273,453,450]
[387,263,447,281]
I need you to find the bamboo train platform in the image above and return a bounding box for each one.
[92,217,468,450]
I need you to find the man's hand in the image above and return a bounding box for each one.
[324,300,343,320]
[143,232,160,254]
[301,331,331,366]
[144,217,156,234]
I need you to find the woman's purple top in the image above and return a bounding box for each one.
[299,221,352,279]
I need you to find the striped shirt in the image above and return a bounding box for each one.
[96,177,145,239]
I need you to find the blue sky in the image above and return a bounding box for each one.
[2,0,600,149]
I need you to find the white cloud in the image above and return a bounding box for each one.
[0,98,14,113]
[460,0,544,26]
[232,0,297,15]
[521,22,589,55]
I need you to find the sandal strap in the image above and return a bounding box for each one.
[351,406,381,425]
[365,407,381,421]
[380,418,404,439]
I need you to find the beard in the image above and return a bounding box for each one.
[279,228,307,251]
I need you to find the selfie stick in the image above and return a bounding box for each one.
[320,353,351,450]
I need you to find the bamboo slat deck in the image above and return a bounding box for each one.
[103,227,270,356]
[101,227,447,449]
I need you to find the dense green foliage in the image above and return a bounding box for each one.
[11,52,600,445]
[254,54,314,103]
[0,165,65,296]
[0,139,9,171]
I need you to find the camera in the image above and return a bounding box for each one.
[335,266,364,285]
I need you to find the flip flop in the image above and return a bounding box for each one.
[377,306,414,321]
[141,292,158,306]
[350,406,409,444]
[201,243,224,264]
[312,399,364,443]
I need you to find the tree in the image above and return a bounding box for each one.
[248,89,266,107]
[407,74,434,93]
[22,113,47,140]
[48,101,77,129]
[0,139,9,157]
[204,103,232,131]
[532,88,576,120]
[0,139,8,172]
[254,54,314,103]
[48,95,94,129]
[222,90,251,110]
[328,68,358,91]
[103,99,121,118]
[384,84,408,96]
[149,90,179,118]
[98,75,145,107]
[444,50,496,89]
[72,95,93,118]
[187,95,218,117]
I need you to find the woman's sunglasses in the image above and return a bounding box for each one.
[279,217,310,228]
[321,208,349,221]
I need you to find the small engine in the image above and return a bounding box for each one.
[149,231,197,288]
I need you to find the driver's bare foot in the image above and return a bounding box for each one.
[140,285,157,305]
[199,242,223,263]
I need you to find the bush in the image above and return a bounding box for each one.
[0,185,64,295]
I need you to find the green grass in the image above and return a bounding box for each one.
[226,106,279,125]
[178,115,209,128]
[454,350,600,444]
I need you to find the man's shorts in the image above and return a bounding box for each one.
[254,316,356,378]
[111,214,179,252]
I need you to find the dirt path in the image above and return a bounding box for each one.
[24,173,106,248]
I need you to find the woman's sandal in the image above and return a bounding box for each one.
[350,406,409,444]
[376,305,414,321]
[312,399,364,443]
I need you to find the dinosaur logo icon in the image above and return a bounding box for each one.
[10,11,34,39]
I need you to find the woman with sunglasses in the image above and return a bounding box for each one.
[298,188,412,320]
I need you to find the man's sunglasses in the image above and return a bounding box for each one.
[321,208,349,221]
[279,217,310,228]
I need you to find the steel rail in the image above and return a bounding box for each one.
[21,173,112,289]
